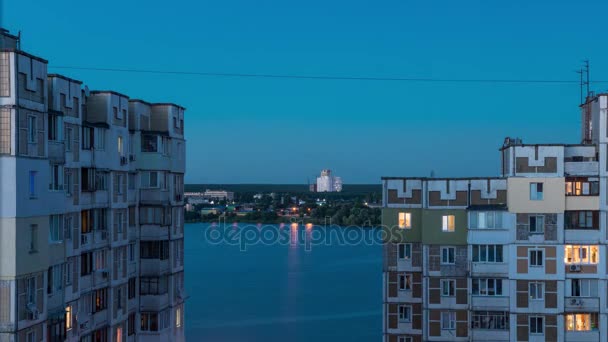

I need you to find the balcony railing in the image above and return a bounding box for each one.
[139,189,170,205]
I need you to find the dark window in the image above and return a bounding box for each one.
[81,252,93,275]
[141,134,158,152]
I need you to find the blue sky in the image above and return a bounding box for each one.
[3,0,608,183]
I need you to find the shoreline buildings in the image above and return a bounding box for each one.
[0,28,186,341]
[381,97,608,341]
[313,169,342,192]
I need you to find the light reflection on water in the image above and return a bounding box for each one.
[185,223,382,342]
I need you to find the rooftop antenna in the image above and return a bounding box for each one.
[430,170,435,178]
[576,69,583,105]
[583,60,591,99]
[16,31,21,50]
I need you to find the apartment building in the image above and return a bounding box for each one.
[0,28,186,341]
[382,96,608,341]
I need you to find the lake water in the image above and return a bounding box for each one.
[184,222,382,341]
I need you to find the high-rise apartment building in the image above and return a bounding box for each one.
[315,169,342,192]
[382,97,608,341]
[0,28,186,341]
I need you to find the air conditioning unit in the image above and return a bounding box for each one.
[120,156,128,165]
[101,271,109,279]
[79,321,89,330]
[569,264,581,272]
[129,154,136,162]
[175,194,182,201]
[570,298,582,306]
[100,231,108,240]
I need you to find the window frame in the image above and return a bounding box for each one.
[441,279,456,297]
[530,182,544,201]
[398,212,411,229]
[529,282,544,301]
[442,215,455,232]
[398,305,412,323]
[529,249,544,267]
[441,247,456,265]
[529,316,544,335]
[441,311,456,330]
[398,243,412,260]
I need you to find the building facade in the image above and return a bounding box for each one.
[315,169,342,192]
[0,28,186,341]
[382,96,608,341]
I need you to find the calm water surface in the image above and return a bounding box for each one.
[184,222,382,341]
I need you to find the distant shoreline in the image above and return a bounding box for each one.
[185,217,380,228]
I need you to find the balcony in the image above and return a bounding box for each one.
[81,233,93,250]
[565,297,600,311]
[470,330,509,341]
[91,309,108,330]
[471,262,508,276]
[140,259,170,276]
[79,190,109,207]
[565,331,600,342]
[140,293,169,310]
[565,161,598,176]
[471,296,509,310]
[565,229,601,243]
[140,189,170,205]
[48,141,65,163]
[141,225,169,240]
[565,196,599,211]
[94,230,109,247]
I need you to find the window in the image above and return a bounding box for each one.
[65,127,73,151]
[162,136,170,155]
[441,279,455,297]
[49,215,63,243]
[398,338,412,342]
[566,178,599,196]
[529,282,544,300]
[0,53,9,97]
[398,243,411,260]
[529,316,544,335]
[128,174,136,190]
[139,276,168,296]
[441,247,455,264]
[47,264,63,294]
[116,212,124,234]
[128,313,135,335]
[65,305,72,330]
[398,274,412,291]
[565,211,598,230]
[64,260,72,285]
[140,241,170,260]
[566,313,598,331]
[442,215,455,232]
[142,134,158,152]
[81,168,95,192]
[27,115,36,143]
[572,279,596,297]
[91,288,107,312]
[472,245,503,263]
[529,249,544,267]
[94,127,105,150]
[117,174,124,195]
[398,305,411,323]
[29,171,37,198]
[530,183,543,200]
[95,171,107,191]
[441,311,456,330]
[118,136,124,156]
[128,278,136,299]
[29,224,38,253]
[26,277,36,305]
[565,245,599,264]
[128,243,135,262]
[113,107,119,119]
[82,126,93,150]
[48,114,62,141]
[471,311,509,330]
[94,250,107,270]
[141,171,159,188]
[469,211,503,229]
[398,212,411,229]
[529,215,544,234]
[141,312,159,331]
[50,164,64,191]
[65,170,73,196]
[472,278,503,296]
[176,307,182,328]
[81,252,93,275]
[26,331,35,342]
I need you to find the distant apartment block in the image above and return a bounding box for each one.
[382,96,608,341]
[184,189,234,201]
[0,28,186,341]
[315,169,342,192]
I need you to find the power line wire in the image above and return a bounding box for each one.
[50,65,608,84]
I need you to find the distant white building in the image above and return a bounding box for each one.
[315,169,343,192]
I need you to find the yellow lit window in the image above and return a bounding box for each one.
[564,245,599,265]
[566,313,597,331]
[442,215,455,232]
[398,212,411,229]
[116,327,122,342]
[65,305,72,330]
[176,307,182,328]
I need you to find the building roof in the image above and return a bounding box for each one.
[90,90,130,99]
[48,73,83,84]
[380,176,506,181]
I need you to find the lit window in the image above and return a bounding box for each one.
[529,249,543,267]
[441,279,455,297]
[398,305,411,323]
[529,282,544,300]
[530,183,543,200]
[566,313,598,331]
[565,245,599,265]
[529,316,544,335]
[398,243,411,260]
[65,305,72,330]
[117,136,124,156]
[176,307,182,328]
[470,211,503,229]
[398,212,411,229]
[442,215,455,232]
